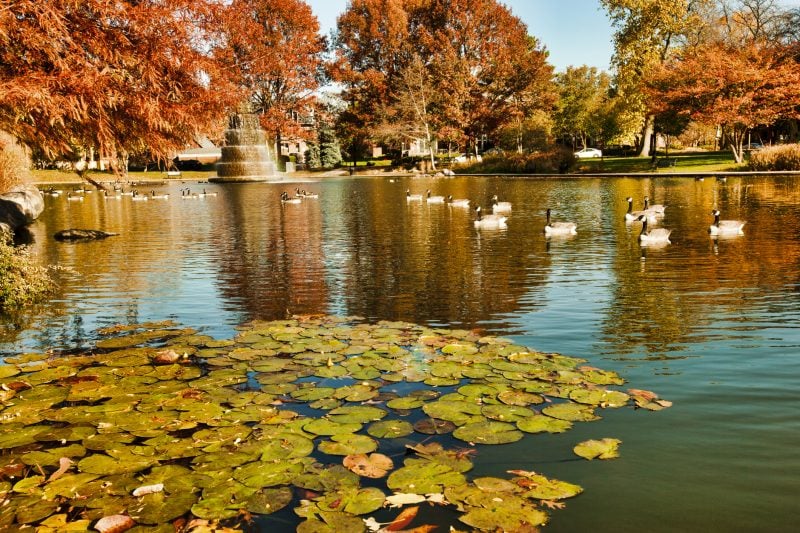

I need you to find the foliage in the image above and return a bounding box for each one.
[496,110,553,153]
[0,131,30,193]
[647,42,800,162]
[334,0,555,157]
[0,0,239,169]
[748,143,800,170]
[461,148,576,174]
[0,241,54,312]
[318,121,343,169]
[222,0,327,152]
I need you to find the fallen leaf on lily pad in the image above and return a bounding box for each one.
[573,438,622,460]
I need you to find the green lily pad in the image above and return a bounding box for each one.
[516,414,573,434]
[413,418,456,435]
[422,400,484,426]
[315,486,385,515]
[481,404,536,422]
[459,494,548,530]
[318,434,378,456]
[508,470,583,500]
[296,511,366,533]
[569,388,630,407]
[497,390,545,406]
[290,386,337,402]
[574,438,622,460]
[246,486,294,515]
[130,490,198,524]
[327,405,387,424]
[385,396,425,410]
[303,419,362,436]
[453,421,524,445]
[0,425,48,449]
[387,462,467,494]
[233,459,305,488]
[258,433,315,460]
[366,419,414,439]
[78,453,156,475]
[542,402,600,422]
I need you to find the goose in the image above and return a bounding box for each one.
[406,190,423,201]
[295,188,318,199]
[709,209,745,236]
[474,206,507,229]
[45,187,62,197]
[150,190,169,200]
[198,188,217,198]
[120,189,134,196]
[643,196,666,215]
[491,195,512,214]
[104,190,121,200]
[637,215,671,244]
[66,192,84,201]
[447,195,470,208]
[280,191,301,204]
[544,208,577,236]
[131,190,149,201]
[625,197,655,223]
[426,190,446,204]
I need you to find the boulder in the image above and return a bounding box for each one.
[0,184,45,229]
[54,229,119,241]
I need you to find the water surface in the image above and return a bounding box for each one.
[4,175,800,532]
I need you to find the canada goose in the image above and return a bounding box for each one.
[637,215,671,244]
[198,188,217,198]
[447,195,470,208]
[544,208,577,236]
[406,190,423,201]
[150,190,169,199]
[474,206,507,229]
[426,190,446,203]
[104,190,121,200]
[280,191,301,204]
[120,189,134,196]
[491,195,512,213]
[624,197,652,222]
[180,188,197,199]
[66,192,84,201]
[643,196,666,215]
[46,187,62,197]
[709,209,745,236]
[131,190,149,201]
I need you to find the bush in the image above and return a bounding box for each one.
[459,147,576,174]
[0,241,55,312]
[0,131,31,193]
[748,144,800,171]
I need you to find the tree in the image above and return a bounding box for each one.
[334,0,554,160]
[648,42,800,162]
[0,0,239,179]
[223,0,327,160]
[601,0,713,157]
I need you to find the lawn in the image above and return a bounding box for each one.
[575,150,746,174]
[31,169,215,184]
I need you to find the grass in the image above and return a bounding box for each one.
[31,169,216,184]
[575,150,746,174]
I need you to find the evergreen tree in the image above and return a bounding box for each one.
[318,122,342,168]
[306,142,321,169]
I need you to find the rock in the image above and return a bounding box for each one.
[54,229,119,241]
[0,184,45,229]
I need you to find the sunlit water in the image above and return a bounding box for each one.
[3,175,800,532]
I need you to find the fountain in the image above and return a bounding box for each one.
[211,109,278,182]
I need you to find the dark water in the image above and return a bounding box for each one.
[4,174,800,531]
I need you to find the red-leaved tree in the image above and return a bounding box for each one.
[0,1,241,178]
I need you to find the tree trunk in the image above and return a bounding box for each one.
[638,115,655,158]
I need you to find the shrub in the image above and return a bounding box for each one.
[459,146,576,174]
[748,143,800,171]
[0,241,55,312]
[0,131,31,193]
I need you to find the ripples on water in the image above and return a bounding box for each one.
[4,175,800,532]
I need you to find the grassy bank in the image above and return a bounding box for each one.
[31,169,216,185]
[574,150,745,174]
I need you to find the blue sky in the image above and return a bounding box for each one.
[307,0,800,73]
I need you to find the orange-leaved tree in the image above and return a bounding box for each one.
[0,0,241,180]
[221,0,327,162]
[647,42,800,162]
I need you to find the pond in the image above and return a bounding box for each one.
[3,174,800,531]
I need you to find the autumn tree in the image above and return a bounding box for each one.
[601,0,713,157]
[334,0,554,161]
[647,42,800,162]
[0,0,239,180]
[222,0,327,162]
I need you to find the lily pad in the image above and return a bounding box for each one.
[516,414,573,434]
[343,453,394,479]
[387,462,467,494]
[573,438,622,460]
[413,418,456,435]
[569,388,630,407]
[303,419,362,436]
[318,434,378,456]
[542,402,600,422]
[453,421,524,445]
[366,419,414,439]
[246,486,294,515]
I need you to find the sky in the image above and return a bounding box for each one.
[306,0,800,73]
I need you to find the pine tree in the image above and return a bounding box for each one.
[319,122,342,169]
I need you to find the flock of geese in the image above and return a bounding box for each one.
[404,189,577,235]
[280,188,319,204]
[402,189,746,243]
[42,185,217,202]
